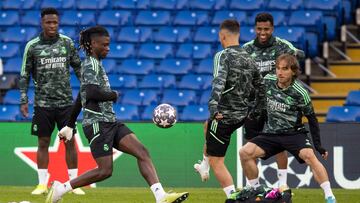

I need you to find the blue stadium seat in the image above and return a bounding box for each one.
[173,11,209,26]
[189,0,227,10]
[102,59,117,73]
[345,91,360,106]
[107,43,135,59]
[0,11,19,26]
[118,59,154,75]
[61,11,96,26]
[138,43,173,59]
[41,0,75,9]
[3,89,21,104]
[178,74,212,90]
[326,106,360,122]
[176,43,212,59]
[248,11,286,26]
[305,32,318,57]
[58,27,76,40]
[212,11,247,25]
[288,10,323,29]
[77,0,108,9]
[135,11,171,25]
[229,0,264,10]
[2,27,38,43]
[322,16,337,41]
[202,75,213,89]
[111,0,149,9]
[267,0,303,10]
[199,90,211,104]
[122,89,158,106]
[151,0,188,9]
[274,27,306,50]
[4,57,21,74]
[180,105,209,121]
[240,26,256,43]
[70,74,80,88]
[153,27,191,43]
[139,74,176,89]
[0,43,20,58]
[2,0,37,9]
[141,105,157,120]
[113,104,139,121]
[107,74,137,89]
[0,74,18,89]
[162,89,197,106]
[194,27,218,43]
[157,59,192,75]
[117,27,152,43]
[195,58,213,74]
[97,10,132,26]
[305,0,341,12]
[21,11,40,26]
[0,105,19,121]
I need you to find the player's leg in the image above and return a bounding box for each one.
[31,107,55,195]
[194,120,210,182]
[275,151,288,188]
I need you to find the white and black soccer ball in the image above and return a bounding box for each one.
[152,104,177,128]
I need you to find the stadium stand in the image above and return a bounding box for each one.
[326,106,360,122]
[180,104,209,121]
[113,104,139,121]
[118,59,154,75]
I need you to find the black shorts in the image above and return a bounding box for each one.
[206,119,244,157]
[249,133,313,163]
[82,121,133,159]
[31,106,75,137]
[243,114,266,140]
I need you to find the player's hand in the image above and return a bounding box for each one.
[20,103,29,117]
[321,151,329,160]
[58,126,74,143]
[315,145,327,160]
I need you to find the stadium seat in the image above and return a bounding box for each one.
[118,59,154,75]
[199,90,211,104]
[173,11,209,26]
[151,0,188,10]
[202,75,213,89]
[41,0,75,9]
[305,0,341,13]
[240,26,256,43]
[273,27,306,51]
[107,43,135,59]
[229,0,264,10]
[326,106,360,122]
[113,104,139,121]
[0,43,20,58]
[102,59,117,73]
[3,89,21,104]
[248,11,286,26]
[322,16,337,41]
[111,0,149,9]
[0,11,19,26]
[0,105,19,121]
[58,27,76,40]
[189,0,227,10]
[345,91,360,106]
[153,27,191,43]
[139,74,176,89]
[157,59,192,75]
[267,0,303,10]
[212,11,247,25]
[180,105,209,121]
[305,32,319,58]
[122,89,158,106]
[1,27,38,43]
[107,74,137,89]
[4,57,22,74]
[2,0,37,9]
[117,27,152,43]
[194,27,218,43]
[138,43,173,59]
[161,89,197,106]
[61,11,96,26]
[178,74,212,90]
[288,10,323,39]
[195,58,213,74]
[21,11,40,26]
[176,43,212,59]
[76,0,108,9]
[97,10,132,26]
[0,74,18,90]
[69,74,80,88]
[135,11,171,25]
[141,105,157,120]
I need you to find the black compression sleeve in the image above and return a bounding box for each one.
[306,113,326,154]
[85,84,118,102]
[67,92,82,128]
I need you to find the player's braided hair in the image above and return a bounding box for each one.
[79,26,109,56]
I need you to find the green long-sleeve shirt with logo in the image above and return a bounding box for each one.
[19,33,81,107]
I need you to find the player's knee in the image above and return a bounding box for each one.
[98,168,113,180]
[137,145,151,160]
[301,150,317,164]
[239,147,252,160]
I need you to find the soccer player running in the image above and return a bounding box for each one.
[239,54,336,203]
[45,26,189,203]
[19,8,85,195]
[203,19,265,198]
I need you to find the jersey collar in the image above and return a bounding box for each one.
[254,35,275,48]
[40,32,59,44]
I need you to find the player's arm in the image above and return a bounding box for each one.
[59,92,82,141]
[209,52,228,119]
[19,43,34,117]
[85,84,118,102]
[69,40,82,79]
[250,59,266,119]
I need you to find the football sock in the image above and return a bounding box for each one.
[68,169,78,180]
[277,169,288,187]
[150,183,166,201]
[203,154,209,167]
[248,178,260,189]
[223,185,235,198]
[320,181,334,198]
[57,181,73,197]
[37,169,48,185]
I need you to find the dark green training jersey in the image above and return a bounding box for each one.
[80,56,116,126]
[209,46,265,125]
[242,36,302,76]
[19,33,81,107]
[263,74,314,134]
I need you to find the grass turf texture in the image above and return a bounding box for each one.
[0,187,359,203]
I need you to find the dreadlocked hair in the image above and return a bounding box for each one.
[79,26,109,56]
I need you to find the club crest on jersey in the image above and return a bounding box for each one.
[285,96,294,105]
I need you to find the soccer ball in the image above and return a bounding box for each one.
[152,104,177,128]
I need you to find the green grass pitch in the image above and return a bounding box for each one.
[0,186,359,203]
